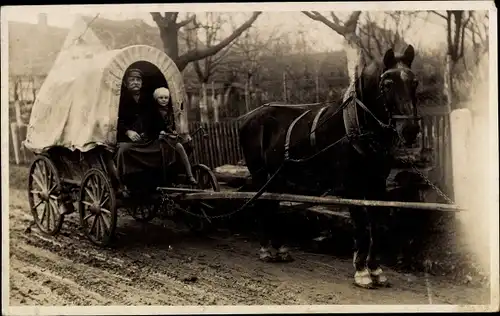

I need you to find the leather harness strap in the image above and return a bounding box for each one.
[342,83,364,156]
[284,110,311,160]
[310,106,328,148]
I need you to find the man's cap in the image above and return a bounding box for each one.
[125,68,143,79]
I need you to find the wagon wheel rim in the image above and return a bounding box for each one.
[28,156,64,236]
[185,164,220,233]
[193,165,220,210]
[79,169,117,246]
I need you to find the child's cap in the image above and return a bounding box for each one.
[153,87,170,100]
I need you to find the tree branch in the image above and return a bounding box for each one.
[176,15,196,29]
[193,60,205,82]
[301,11,346,34]
[151,12,168,28]
[170,12,179,23]
[345,11,362,32]
[176,12,262,70]
[431,10,448,20]
[330,12,341,25]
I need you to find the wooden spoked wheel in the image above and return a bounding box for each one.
[28,155,65,236]
[79,168,117,247]
[184,164,220,234]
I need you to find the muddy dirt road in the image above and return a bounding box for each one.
[7,166,490,306]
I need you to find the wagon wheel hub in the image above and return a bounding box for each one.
[89,204,102,214]
[39,191,50,201]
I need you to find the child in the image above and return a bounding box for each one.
[153,87,198,185]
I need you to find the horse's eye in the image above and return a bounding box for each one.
[412,79,419,88]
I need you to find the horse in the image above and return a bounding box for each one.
[238,45,420,289]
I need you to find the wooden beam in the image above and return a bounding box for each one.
[157,188,466,212]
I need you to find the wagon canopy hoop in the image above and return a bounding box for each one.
[24,45,187,154]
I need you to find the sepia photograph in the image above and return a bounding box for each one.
[1,1,498,314]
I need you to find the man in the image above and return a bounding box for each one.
[113,68,177,196]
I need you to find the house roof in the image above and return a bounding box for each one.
[8,21,69,76]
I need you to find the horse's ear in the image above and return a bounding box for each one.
[383,48,396,69]
[401,45,415,67]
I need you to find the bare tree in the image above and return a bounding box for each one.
[185,13,236,84]
[358,11,418,61]
[183,13,242,122]
[150,11,262,72]
[430,10,474,109]
[301,11,362,80]
[467,11,489,66]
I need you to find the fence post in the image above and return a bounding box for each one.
[450,108,471,209]
[10,122,20,165]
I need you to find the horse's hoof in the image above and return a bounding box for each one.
[354,269,375,289]
[370,267,390,287]
[276,247,294,263]
[259,248,276,263]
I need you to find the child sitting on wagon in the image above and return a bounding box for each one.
[153,87,198,185]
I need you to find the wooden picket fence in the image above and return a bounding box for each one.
[189,120,244,167]
[420,112,454,196]
[10,109,453,194]
[188,109,453,194]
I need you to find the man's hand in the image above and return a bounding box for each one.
[126,130,142,142]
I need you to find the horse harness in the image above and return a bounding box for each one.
[283,66,419,161]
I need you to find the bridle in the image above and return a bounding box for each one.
[352,66,421,132]
[378,67,421,124]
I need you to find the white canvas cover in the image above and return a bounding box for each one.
[23,45,187,153]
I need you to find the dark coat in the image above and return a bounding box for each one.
[117,91,166,143]
[157,103,176,134]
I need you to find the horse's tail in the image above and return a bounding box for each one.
[238,106,272,188]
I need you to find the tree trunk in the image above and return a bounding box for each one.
[282,72,287,103]
[216,94,223,122]
[14,100,23,126]
[212,82,219,123]
[244,79,250,113]
[343,33,363,82]
[315,70,320,103]
[444,54,454,112]
[159,27,180,65]
[200,82,209,123]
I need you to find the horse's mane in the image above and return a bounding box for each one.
[352,54,385,102]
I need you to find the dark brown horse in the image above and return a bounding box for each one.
[238,45,420,289]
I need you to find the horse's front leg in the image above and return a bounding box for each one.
[365,177,391,287]
[348,205,375,289]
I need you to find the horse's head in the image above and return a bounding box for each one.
[355,45,420,149]
[379,45,420,147]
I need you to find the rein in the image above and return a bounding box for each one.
[230,66,420,214]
